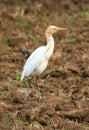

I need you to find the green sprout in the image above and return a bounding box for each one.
[5,113,11,122]
[3,39,12,46]
[27,32,38,44]
[15,71,21,81]
[64,37,76,44]
[16,16,30,28]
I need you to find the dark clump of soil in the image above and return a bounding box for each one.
[0,0,89,130]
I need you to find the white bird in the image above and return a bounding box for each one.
[21,25,66,101]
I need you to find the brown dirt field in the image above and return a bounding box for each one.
[0,0,89,130]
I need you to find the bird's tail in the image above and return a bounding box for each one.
[19,49,30,58]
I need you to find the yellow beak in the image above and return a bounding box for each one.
[57,27,67,31]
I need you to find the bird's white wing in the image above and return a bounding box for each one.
[21,46,45,80]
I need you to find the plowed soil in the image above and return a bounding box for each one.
[0,0,89,130]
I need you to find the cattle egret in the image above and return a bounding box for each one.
[21,25,66,101]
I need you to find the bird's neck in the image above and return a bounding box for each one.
[45,35,54,60]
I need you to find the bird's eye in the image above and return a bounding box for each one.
[53,28,56,32]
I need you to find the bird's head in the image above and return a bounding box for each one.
[45,25,67,37]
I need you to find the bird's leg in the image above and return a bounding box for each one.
[36,76,42,101]
[43,74,50,88]
[25,79,31,100]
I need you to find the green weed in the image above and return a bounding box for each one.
[15,71,20,81]
[27,32,33,40]
[5,113,11,122]
[76,11,89,18]
[18,119,24,125]
[20,80,26,84]
[3,39,12,46]
[27,32,39,44]
[84,11,89,18]
[64,37,76,44]
[46,69,52,74]
[33,38,39,44]
[16,16,30,28]
[0,10,3,16]
[4,113,14,129]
